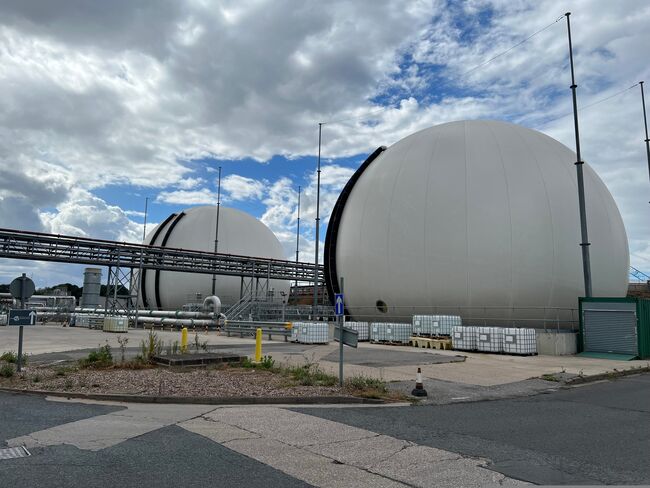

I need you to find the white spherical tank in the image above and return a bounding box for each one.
[140,206,289,310]
[325,120,629,324]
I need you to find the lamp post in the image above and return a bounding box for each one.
[565,12,592,297]
[295,185,301,288]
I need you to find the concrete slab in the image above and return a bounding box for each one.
[224,437,407,488]
[0,324,260,356]
[204,407,375,447]
[179,417,260,443]
[322,347,464,367]
[183,406,527,487]
[305,434,413,468]
[371,452,529,487]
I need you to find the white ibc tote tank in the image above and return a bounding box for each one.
[325,120,629,324]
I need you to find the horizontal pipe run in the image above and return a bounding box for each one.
[136,317,217,327]
[74,308,216,319]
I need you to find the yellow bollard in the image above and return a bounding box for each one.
[181,327,188,353]
[255,328,262,363]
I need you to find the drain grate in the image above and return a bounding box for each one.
[0,446,31,460]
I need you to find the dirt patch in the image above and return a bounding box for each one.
[0,364,347,398]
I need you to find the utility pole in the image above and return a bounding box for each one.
[295,185,301,288]
[211,166,222,296]
[565,12,592,297]
[640,81,650,188]
[312,123,323,318]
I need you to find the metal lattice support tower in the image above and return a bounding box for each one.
[104,264,135,320]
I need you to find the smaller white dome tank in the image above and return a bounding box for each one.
[139,206,289,310]
[324,120,629,325]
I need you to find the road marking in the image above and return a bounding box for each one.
[0,446,31,460]
[179,407,528,487]
[7,404,215,451]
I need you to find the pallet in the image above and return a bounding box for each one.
[370,340,410,346]
[412,334,451,340]
[409,337,453,350]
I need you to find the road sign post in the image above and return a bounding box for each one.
[9,273,36,373]
[334,281,345,386]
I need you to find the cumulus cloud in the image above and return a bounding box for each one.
[42,189,142,243]
[259,164,355,263]
[0,0,648,285]
[222,175,266,201]
[177,177,206,190]
[156,188,216,205]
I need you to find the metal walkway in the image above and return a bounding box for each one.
[0,228,324,283]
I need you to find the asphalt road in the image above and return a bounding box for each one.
[297,373,650,485]
[0,392,308,488]
[1,373,648,486]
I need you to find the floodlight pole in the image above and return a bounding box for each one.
[565,12,592,297]
[134,196,148,328]
[640,81,650,187]
[295,185,301,287]
[211,166,222,296]
[142,197,149,242]
[313,123,323,318]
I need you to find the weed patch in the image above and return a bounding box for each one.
[0,363,14,378]
[285,362,337,387]
[79,344,113,368]
[0,351,28,365]
[140,330,164,362]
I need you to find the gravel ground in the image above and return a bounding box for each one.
[0,365,346,398]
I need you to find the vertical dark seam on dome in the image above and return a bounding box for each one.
[323,146,385,314]
[423,127,443,311]
[513,125,556,316]
[539,132,583,302]
[464,121,470,309]
[141,212,177,309]
[154,212,185,310]
[515,126,557,318]
[485,122,515,313]
[385,130,420,317]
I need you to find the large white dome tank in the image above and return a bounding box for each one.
[140,206,289,310]
[325,120,629,325]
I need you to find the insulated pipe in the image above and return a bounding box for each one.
[202,295,222,314]
[137,316,217,327]
[74,308,216,319]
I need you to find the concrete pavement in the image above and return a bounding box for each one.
[1,392,526,487]
[2,323,647,389]
[2,374,649,485]
[297,373,650,485]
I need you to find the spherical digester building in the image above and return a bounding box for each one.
[325,120,629,324]
[139,206,289,310]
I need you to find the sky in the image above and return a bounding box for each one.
[0,0,649,288]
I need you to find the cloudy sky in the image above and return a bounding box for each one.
[0,0,648,287]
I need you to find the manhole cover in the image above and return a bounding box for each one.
[0,446,31,460]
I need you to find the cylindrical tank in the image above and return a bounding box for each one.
[325,120,629,325]
[81,268,102,308]
[139,206,289,310]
